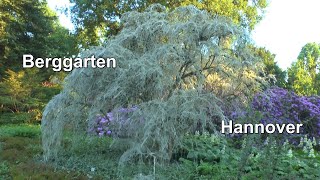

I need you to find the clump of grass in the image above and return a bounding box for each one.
[0,124,40,138]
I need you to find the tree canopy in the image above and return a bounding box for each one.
[251,46,286,88]
[3,1,320,179]
[288,43,320,95]
[0,0,77,125]
[0,0,78,78]
[69,0,267,48]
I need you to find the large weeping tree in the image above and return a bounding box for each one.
[42,4,267,164]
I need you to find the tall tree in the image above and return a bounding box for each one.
[0,0,78,124]
[287,43,320,95]
[69,0,267,48]
[0,0,78,78]
[251,46,286,88]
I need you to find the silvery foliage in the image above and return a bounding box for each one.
[41,4,266,163]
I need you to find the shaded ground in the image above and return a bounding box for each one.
[0,125,92,180]
[0,125,179,179]
[1,124,320,180]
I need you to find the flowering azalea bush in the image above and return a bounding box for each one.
[91,106,139,137]
[250,87,320,137]
[92,114,113,137]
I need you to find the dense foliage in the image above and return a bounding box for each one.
[69,0,267,48]
[0,0,77,125]
[0,0,78,77]
[178,133,320,179]
[288,43,320,96]
[249,87,320,137]
[2,123,320,179]
[91,106,139,137]
[251,47,287,88]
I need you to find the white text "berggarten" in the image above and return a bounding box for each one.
[22,54,116,72]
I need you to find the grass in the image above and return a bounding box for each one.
[0,124,40,138]
[0,124,93,179]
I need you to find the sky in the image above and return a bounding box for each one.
[47,0,73,30]
[252,0,320,70]
[48,0,320,70]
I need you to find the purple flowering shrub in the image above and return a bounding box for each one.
[90,106,140,137]
[251,87,320,137]
[91,87,320,139]
[92,113,113,137]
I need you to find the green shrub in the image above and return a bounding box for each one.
[179,132,229,163]
[32,86,61,103]
[0,69,62,125]
[178,132,240,179]
[0,112,35,125]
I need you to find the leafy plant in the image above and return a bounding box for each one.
[0,69,62,125]
[287,42,320,96]
[180,132,228,162]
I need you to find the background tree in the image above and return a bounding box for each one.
[0,68,62,124]
[69,0,267,48]
[287,43,320,95]
[0,0,78,78]
[251,46,286,88]
[0,0,77,124]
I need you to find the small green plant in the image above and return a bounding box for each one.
[177,132,240,179]
[0,161,10,179]
[180,132,229,163]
